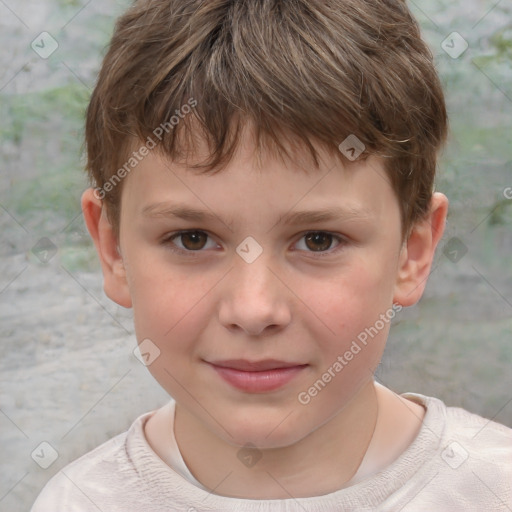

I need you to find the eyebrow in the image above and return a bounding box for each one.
[141,202,373,229]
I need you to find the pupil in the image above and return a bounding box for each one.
[180,232,332,252]
[306,232,331,251]
[184,231,205,250]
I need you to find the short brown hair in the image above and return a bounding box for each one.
[85,0,448,240]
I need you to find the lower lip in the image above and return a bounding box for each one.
[209,364,308,393]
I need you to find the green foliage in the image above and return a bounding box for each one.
[59,243,98,272]
[0,83,90,225]
[488,197,512,226]
[490,25,512,59]
[8,166,86,219]
[55,0,82,7]
[473,24,512,69]
[0,83,89,145]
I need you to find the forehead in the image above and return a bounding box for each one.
[120,125,399,233]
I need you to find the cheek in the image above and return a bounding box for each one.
[126,253,210,342]
[127,262,214,397]
[303,259,392,338]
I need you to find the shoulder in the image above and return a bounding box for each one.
[442,400,512,463]
[405,392,512,460]
[443,401,512,483]
[441,401,512,508]
[403,393,512,510]
[30,412,153,512]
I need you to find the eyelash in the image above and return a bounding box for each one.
[161,230,347,259]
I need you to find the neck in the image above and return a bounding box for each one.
[174,380,379,499]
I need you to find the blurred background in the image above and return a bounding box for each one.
[0,0,511,509]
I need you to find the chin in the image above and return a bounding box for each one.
[215,409,311,450]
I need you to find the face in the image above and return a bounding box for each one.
[115,125,405,449]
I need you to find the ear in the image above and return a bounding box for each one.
[393,192,448,307]
[81,188,132,308]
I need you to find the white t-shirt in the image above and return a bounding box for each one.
[31,393,512,511]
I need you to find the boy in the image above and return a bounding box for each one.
[32,0,512,510]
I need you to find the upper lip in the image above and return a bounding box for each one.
[208,359,307,371]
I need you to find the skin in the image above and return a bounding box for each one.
[82,121,448,499]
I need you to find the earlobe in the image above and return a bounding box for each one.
[393,192,448,307]
[81,188,132,308]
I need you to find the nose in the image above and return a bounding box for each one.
[217,251,291,337]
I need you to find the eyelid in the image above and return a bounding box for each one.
[162,229,347,258]
[162,229,220,256]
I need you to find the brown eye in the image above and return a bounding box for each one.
[177,231,208,250]
[294,231,346,258]
[162,230,345,258]
[164,230,217,254]
[304,232,335,252]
